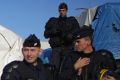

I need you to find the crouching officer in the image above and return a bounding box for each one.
[73,26,117,80]
[44,2,80,70]
[1,34,51,80]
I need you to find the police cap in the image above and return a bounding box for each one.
[23,34,41,47]
[74,25,94,40]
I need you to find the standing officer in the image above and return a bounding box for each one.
[44,2,80,70]
[1,34,51,80]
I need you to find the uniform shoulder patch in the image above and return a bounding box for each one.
[3,61,21,72]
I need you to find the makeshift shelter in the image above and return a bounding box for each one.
[92,2,120,59]
[76,7,97,27]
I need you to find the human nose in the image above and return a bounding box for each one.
[27,49,32,55]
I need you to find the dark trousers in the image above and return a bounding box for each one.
[50,46,73,69]
[49,46,73,80]
[50,47,62,69]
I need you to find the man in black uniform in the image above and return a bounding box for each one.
[44,2,80,70]
[73,26,118,80]
[1,34,51,80]
[57,26,117,80]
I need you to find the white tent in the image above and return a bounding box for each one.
[41,41,50,49]
[0,25,23,77]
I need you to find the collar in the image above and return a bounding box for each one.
[76,48,95,58]
[59,15,67,20]
[23,58,43,70]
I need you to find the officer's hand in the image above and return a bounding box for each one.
[102,75,116,80]
[74,57,90,70]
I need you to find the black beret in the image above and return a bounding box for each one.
[74,25,94,40]
[23,34,41,47]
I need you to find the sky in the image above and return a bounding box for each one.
[0,0,119,41]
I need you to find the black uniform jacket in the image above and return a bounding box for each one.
[44,16,80,48]
[1,58,51,80]
[57,49,116,80]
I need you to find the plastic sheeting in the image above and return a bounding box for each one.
[92,2,120,59]
[40,48,52,64]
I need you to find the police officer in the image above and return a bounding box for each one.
[44,2,80,70]
[73,26,117,80]
[56,26,116,80]
[57,26,117,80]
[1,34,51,80]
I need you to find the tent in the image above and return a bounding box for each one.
[92,2,120,59]
[0,25,23,77]
[76,7,97,27]
[40,48,52,64]
[76,2,120,59]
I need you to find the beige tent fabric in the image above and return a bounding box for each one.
[76,7,97,27]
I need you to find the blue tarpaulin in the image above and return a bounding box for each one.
[92,2,120,59]
[40,48,52,64]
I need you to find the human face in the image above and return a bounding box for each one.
[74,37,90,52]
[59,8,67,17]
[22,47,41,65]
